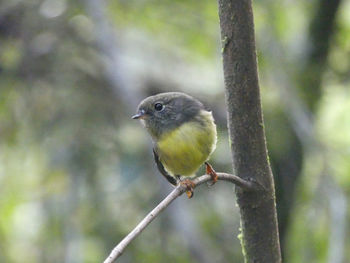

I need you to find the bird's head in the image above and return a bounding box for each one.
[132,92,204,140]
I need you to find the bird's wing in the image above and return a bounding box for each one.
[152,148,177,186]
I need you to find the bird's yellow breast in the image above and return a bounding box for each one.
[156,111,217,176]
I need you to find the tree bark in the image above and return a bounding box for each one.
[217,0,281,262]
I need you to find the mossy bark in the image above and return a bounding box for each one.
[217,0,281,262]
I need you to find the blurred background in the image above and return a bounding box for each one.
[0,0,350,262]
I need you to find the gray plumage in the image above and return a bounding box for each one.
[135,92,205,140]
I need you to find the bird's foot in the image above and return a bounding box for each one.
[180,179,195,199]
[205,162,218,186]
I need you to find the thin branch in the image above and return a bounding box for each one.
[103,172,256,263]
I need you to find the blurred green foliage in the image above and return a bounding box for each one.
[0,0,349,262]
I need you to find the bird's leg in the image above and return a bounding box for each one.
[205,162,218,186]
[177,175,195,198]
[181,179,195,198]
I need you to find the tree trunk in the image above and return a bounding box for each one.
[217,0,281,262]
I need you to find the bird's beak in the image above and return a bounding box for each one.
[132,110,147,119]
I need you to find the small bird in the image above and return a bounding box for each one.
[132,92,218,198]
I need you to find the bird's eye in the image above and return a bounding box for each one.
[154,103,164,111]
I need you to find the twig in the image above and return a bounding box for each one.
[103,172,256,263]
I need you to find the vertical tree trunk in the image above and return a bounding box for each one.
[217,0,281,262]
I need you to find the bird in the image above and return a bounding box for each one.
[132,92,218,198]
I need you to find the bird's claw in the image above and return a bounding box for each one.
[205,162,218,186]
[180,179,195,198]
